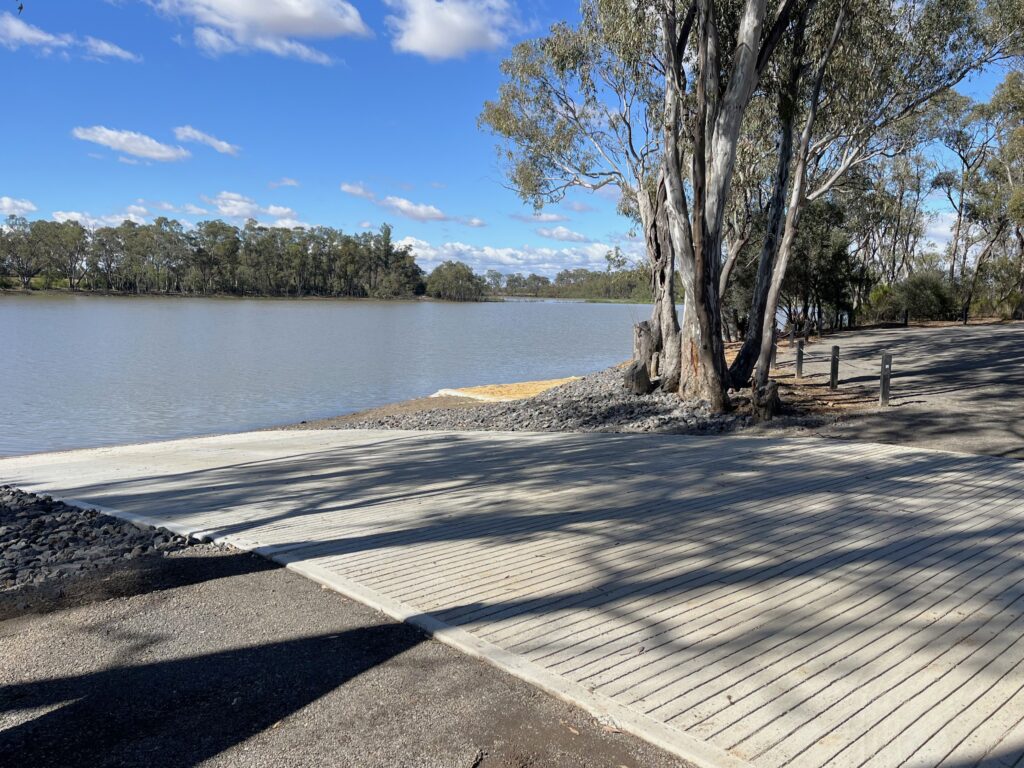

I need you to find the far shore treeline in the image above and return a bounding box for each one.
[0,215,653,303]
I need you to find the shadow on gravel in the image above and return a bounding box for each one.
[0,617,423,768]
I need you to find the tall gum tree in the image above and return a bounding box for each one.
[958,71,1024,318]
[659,0,798,409]
[480,0,687,389]
[730,0,1023,389]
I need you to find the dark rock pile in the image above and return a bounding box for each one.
[0,486,192,590]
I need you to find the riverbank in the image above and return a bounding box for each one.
[1,285,630,305]
[293,366,760,434]
[293,322,1024,459]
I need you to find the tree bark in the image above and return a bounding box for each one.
[727,6,807,390]
[641,175,682,390]
[752,4,847,388]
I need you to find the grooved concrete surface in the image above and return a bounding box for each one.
[4,429,1024,768]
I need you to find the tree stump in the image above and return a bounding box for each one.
[751,380,781,422]
[633,321,656,370]
[623,359,655,395]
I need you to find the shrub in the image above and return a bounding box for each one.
[425,260,487,302]
[864,271,956,322]
[897,271,957,320]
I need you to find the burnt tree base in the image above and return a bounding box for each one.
[751,381,781,422]
[623,359,655,395]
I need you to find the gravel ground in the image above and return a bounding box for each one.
[0,491,689,768]
[300,367,754,435]
[296,323,1024,461]
[760,322,1024,459]
[0,486,197,592]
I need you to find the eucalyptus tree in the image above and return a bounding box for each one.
[931,93,997,284]
[658,0,800,407]
[960,70,1024,318]
[733,0,1022,389]
[480,0,683,385]
[426,260,487,301]
[2,215,37,289]
[88,226,123,291]
[27,219,77,289]
[150,217,190,293]
[856,153,934,286]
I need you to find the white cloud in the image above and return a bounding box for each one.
[925,211,957,250]
[340,181,479,225]
[269,177,300,188]
[381,195,448,222]
[83,36,142,62]
[564,200,595,213]
[204,190,260,218]
[174,125,240,155]
[202,191,299,223]
[193,25,238,55]
[72,126,190,162]
[0,12,70,52]
[53,208,147,228]
[340,181,375,199]
[155,0,370,65]
[397,236,625,275]
[358,220,373,228]
[0,13,140,61]
[512,211,568,223]
[537,225,589,243]
[0,196,37,216]
[385,0,512,60]
[182,203,209,215]
[265,204,297,218]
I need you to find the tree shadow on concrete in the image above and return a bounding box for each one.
[6,429,1024,765]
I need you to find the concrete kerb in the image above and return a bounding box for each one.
[36,490,750,768]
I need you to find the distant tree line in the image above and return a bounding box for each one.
[0,217,426,299]
[0,215,655,303]
[484,249,657,303]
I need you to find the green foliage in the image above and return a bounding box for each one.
[425,261,487,302]
[479,0,660,218]
[549,265,653,302]
[865,271,958,321]
[1,217,425,299]
[782,201,857,322]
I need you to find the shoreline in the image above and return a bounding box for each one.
[0,287,644,305]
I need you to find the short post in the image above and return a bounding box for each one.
[789,326,796,347]
[902,309,909,327]
[880,351,892,407]
[771,327,778,370]
[829,345,840,390]
[796,340,804,379]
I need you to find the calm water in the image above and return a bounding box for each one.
[0,294,650,456]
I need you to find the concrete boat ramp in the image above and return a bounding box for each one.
[4,429,1024,768]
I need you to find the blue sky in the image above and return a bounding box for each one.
[0,1,1008,275]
